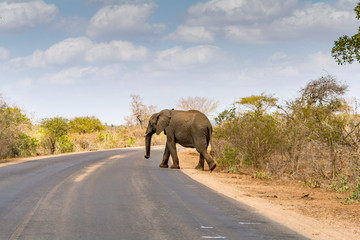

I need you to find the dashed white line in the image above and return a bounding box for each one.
[201,226,214,229]
[201,236,226,239]
[239,222,262,225]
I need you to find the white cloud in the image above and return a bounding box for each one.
[85,40,149,62]
[88,0,152,5]
[224,25,263,43]
[11,37,149,68]
[0,46,10,60]
[87,3,166,39]
[49,67,98,84]
[184,0,358,43]
[166,26,214,43]
[155,45,221,70]
[0,0,58,33]
[272,2,358,39]
[186,0,297,25]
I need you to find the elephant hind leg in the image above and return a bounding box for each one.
[197,149,216,172]
[195,154,205,170]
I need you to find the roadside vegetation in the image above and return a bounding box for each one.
[0,94,165,160]
[213,75,360,204]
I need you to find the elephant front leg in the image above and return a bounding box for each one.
[159,144,170,168]
[167,138,180,169]
[195,154,205,170]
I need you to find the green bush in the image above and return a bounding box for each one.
[216,144,240,172]
[57,135,74,153]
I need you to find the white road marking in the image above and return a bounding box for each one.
[201,226,214,229]
[239,222,262,225]
[201,236,226,239]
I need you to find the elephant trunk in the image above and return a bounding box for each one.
[144,132,153,159]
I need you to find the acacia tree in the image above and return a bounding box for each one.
[176,96,219,116]
[236,94,278,116]
[332,1,360,64]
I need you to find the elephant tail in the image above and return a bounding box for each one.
[208,126,215,156]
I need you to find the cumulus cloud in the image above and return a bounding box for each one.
[11,37,149,68]
[183,0,358,43]
[165,26,214,43]
[155,45,221,70]
[88,0,152,5]
[49,67,98,84]
[87,3,166,39]
[0,46,10,60]
[186,0,297,25]
[0,0,58,33]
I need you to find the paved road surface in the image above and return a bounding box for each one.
[0,148,308,240]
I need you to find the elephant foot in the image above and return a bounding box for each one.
[195,164,204,171]
[170,164,180,169]
[159,163,168,168]
[209,162,217,172]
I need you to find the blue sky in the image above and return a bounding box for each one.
[0,0,359,125]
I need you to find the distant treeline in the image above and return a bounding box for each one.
[0,98,165,159]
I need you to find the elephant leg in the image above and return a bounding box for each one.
[197,149,216,172]
[160,144,170,168]
[167,138,180,169]
[195,154,204,170]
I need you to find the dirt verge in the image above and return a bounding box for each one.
[178,149,360,240]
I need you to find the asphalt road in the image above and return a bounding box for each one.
[0,147,308,240]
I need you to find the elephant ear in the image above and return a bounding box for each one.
[156,110,171,135]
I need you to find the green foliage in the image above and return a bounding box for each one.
[40,117,69,154]
[10,133,38,157]
[236,94,277,116]
[330,172,350,193]
[215,107,236,125]
[57,135,74,153]
[0,96,32,158]
[69,116,106,134]
[332,1,360,65]
[126,137,136,147]
[216,144,240,172]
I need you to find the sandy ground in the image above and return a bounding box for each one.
[178,149,360,240]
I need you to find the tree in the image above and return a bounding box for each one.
[40,117,70,154]
[236,94,278,116]
[291,75,349,178]
[0,96,35,158]
[125,94,157,127]
[69,116,106,134]
[176,96,219,116]
[332,1,360,65]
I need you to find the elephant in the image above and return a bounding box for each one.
[144,109,217,171]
